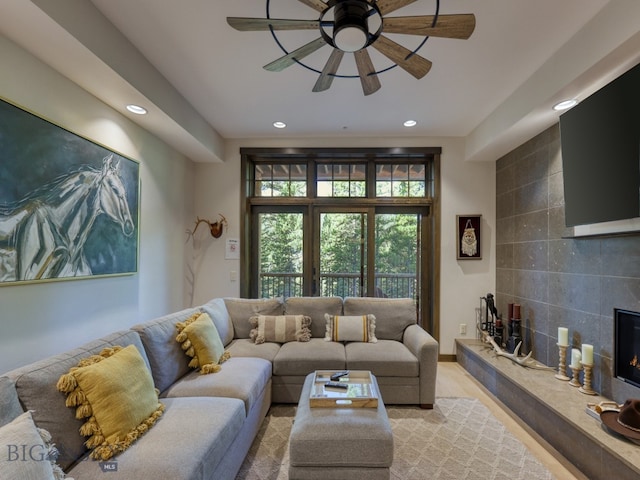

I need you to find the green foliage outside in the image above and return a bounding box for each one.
[259,210,418,299]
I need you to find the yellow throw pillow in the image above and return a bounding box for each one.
[176,312,230,374]
[324,314,377,343]
[56,344,164,461]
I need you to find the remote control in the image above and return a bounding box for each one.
[325,381,348,390]
[330,371,349,381]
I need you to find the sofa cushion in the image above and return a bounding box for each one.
[0,376,23,428]
[56,345,164,461]
[284,296,343,338]
[0,411,62,480]
[67,396,245,480]
[225,338,281,363]
[131,307,201,393]
[7,330,149,471]
[273,339,346,376]
[343,297,416,341]
[324,314,377,343]
[224,297,284,339]
[345,340,419,377]
[162,357,271,415]
[202,298,234,346]
[249,315,311,344]
[176,312,230,374]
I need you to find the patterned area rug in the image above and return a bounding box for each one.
[236,397,556,480]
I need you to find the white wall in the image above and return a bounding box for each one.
[192,137,495,355]
[0,35,195,373]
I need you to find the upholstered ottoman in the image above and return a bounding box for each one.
[288,373,394,480]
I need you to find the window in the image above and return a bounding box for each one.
[317,163,366,197]
[376,163,428,197]
[240,147,441,336]
[254,163,307,197]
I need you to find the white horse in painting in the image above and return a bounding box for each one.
[0,155,135,282]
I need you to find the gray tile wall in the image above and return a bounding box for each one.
[495,123,640,401]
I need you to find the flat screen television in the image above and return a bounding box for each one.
[559,62,640,228]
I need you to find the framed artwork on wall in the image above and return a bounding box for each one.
[0,97,140,286]
[456,215,482,260]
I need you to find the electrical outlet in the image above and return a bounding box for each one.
[459,323,467,335]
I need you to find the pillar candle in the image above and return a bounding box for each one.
[558,327,569,346]
[570,348,581,369]
[508,303,514,320]
[581,344,594,365]
[513,304,521,320]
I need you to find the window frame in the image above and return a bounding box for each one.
[240,147,441,338]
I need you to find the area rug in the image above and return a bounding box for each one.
[235,397,556,480]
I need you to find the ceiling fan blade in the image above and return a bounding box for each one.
[297,0,329,13]
[227,17,319,31]
[383,14,476,39]
[375,0,417,16]
[371,35,432,79]
[264,37,327,72]
[313,49,345,92]
[354,49,381,96]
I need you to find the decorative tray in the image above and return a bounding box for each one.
[309,370,378,408]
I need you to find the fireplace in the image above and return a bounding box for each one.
[614,308,640,389]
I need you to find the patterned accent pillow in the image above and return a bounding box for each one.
[176,312,231,374]
[249,315,312,344]
[324,314,377,343]
[56,345,164,461]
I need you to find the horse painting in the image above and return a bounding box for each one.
[0,155,135,282]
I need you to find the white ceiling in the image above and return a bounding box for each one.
[2,0,640,163]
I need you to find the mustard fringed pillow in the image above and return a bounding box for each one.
[176,312,230,374]
[56,345,164,461]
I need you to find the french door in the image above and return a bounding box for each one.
[314,208,423,301]
[253,205,430,328]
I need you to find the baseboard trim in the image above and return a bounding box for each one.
[438,354,456,362]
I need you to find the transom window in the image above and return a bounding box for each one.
[254,163,307,197]
[317,163,366,197]
[376,163,427,197]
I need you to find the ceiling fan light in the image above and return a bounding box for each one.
[334,26,368,52]
[333,0,369,52]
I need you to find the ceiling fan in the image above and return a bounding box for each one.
[227,0,475,95]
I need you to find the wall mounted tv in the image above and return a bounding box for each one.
[559,62,640,228]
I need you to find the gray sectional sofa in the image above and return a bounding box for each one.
[1,296,438,480]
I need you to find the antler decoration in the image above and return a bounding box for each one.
[478,324,552,370]
[187,214,228,239]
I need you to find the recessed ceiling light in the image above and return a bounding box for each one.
[273,121,286,129]
[404,120,417,127]
[553,99,578,111]
[126,104,147,115]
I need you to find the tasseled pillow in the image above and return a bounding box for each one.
[176,312,230,374]
[56,345,164,460]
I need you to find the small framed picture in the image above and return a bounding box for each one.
[457,215,482,260]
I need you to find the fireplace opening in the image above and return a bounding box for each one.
[614,308,640,389]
